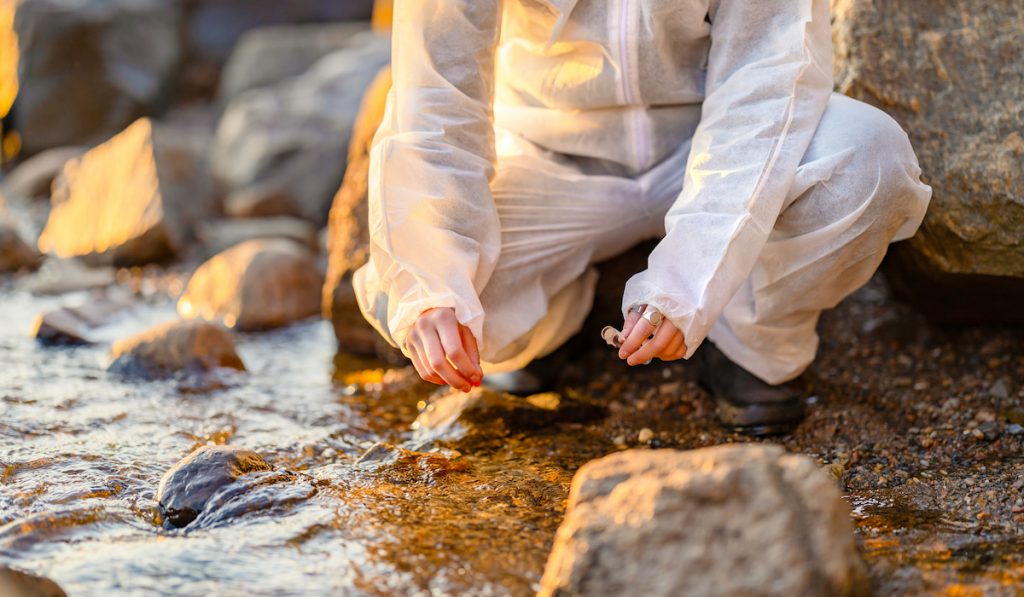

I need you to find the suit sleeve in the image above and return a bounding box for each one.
[366,0,503,353]
[622,0,833,357]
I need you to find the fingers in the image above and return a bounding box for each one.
[438,320,482,383]
[407,339,444,385]
[419,329,472,392]
[627,322,679,365]
[460,325,481,374]
[620,304,646,340]
[618,316,654,360]
[659,333,687,361]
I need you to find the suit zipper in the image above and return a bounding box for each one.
[618,0,650,171]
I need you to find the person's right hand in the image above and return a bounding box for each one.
[405,307,482,393]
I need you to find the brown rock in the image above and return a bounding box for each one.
[0,566,66,597]
[156,445,272,529]
[109,319,246,378]
[196,216,318,256]
[833,0,1024,323]
[212,34,390,225]
[1,146,85,200]
[11,0,181,154]
[539,444,868,597]
[178,238,323,331]
[37,118,216,266]
[322,66,402,360]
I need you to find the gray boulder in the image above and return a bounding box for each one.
[539,444,868,597]
[218,23,371,103]
[213,32,390,224]
[178,239,323,331]
[37,118,216,266]
[11,0,181,154]
[196,216,319,256]
[833,0,1024,323]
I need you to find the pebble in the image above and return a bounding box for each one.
[1006,424,1023,435]
[637,428,654,443]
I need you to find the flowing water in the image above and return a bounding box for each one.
[1,275,1023,596]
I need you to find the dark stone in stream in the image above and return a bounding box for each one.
[157,445,273,529]
[31,292,135,345]
[411,388,606,444]
[0,566,66,597]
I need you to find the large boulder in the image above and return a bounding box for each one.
[109,319,246,379]
[212,32,390,224]
[833,0,1024,324]
[217,23,371,104]
[177,238,323,331]
[321,66,397,358]
[36,118,215,266]
[539,445,868,597]
[10,0,181,155]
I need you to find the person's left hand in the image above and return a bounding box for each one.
[617,304,687,365]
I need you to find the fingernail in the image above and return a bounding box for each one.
[618,351,626,359]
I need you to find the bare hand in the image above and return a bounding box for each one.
[405,307,483,392]
[618,304,687,365]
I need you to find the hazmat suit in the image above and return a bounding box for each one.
[353,0,932,384]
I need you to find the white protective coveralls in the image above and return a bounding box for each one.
[353,0,932,384]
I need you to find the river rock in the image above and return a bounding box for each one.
[178,239,323,331]
[321,66,401,359]
[17,258,115,295]
[538,444,868,597]
[1,146,84,200]
[157,445,272,529]
[0,566,66,597]
[109,319,245,378]
[213,32,390,224]
[0,222,40,273]
[196,216,318,256]
[218,23,371,103]
[0,2,15,120]
[36,118,215,266]
[412,388,604,444]
[833,0,1024,323]
[10,0,180,155]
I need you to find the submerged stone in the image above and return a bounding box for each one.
[0,566,66,597]
[157,445,272,529]
[109,319,245,379]
[539,444,868,597]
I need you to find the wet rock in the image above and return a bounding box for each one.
[196,216,318,256]
[218,23,371,103]
[833,1,1024,323]
[17,258,115,295]
[322,66,395,359]
[30,292,135,345]
[538,444,868,597]
[157,445,272,529]
[0,222,40,273]
[11,0,181,154]
[0,2,15,119]
[213,33,390,224]
[0,566,66,597]
[37,118,216,266]
[109,319,245,379]
[1,147,85,200]
[412,388,605,444]
[178,238,323,331]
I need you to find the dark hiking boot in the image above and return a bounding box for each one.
[698,343,806,437]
